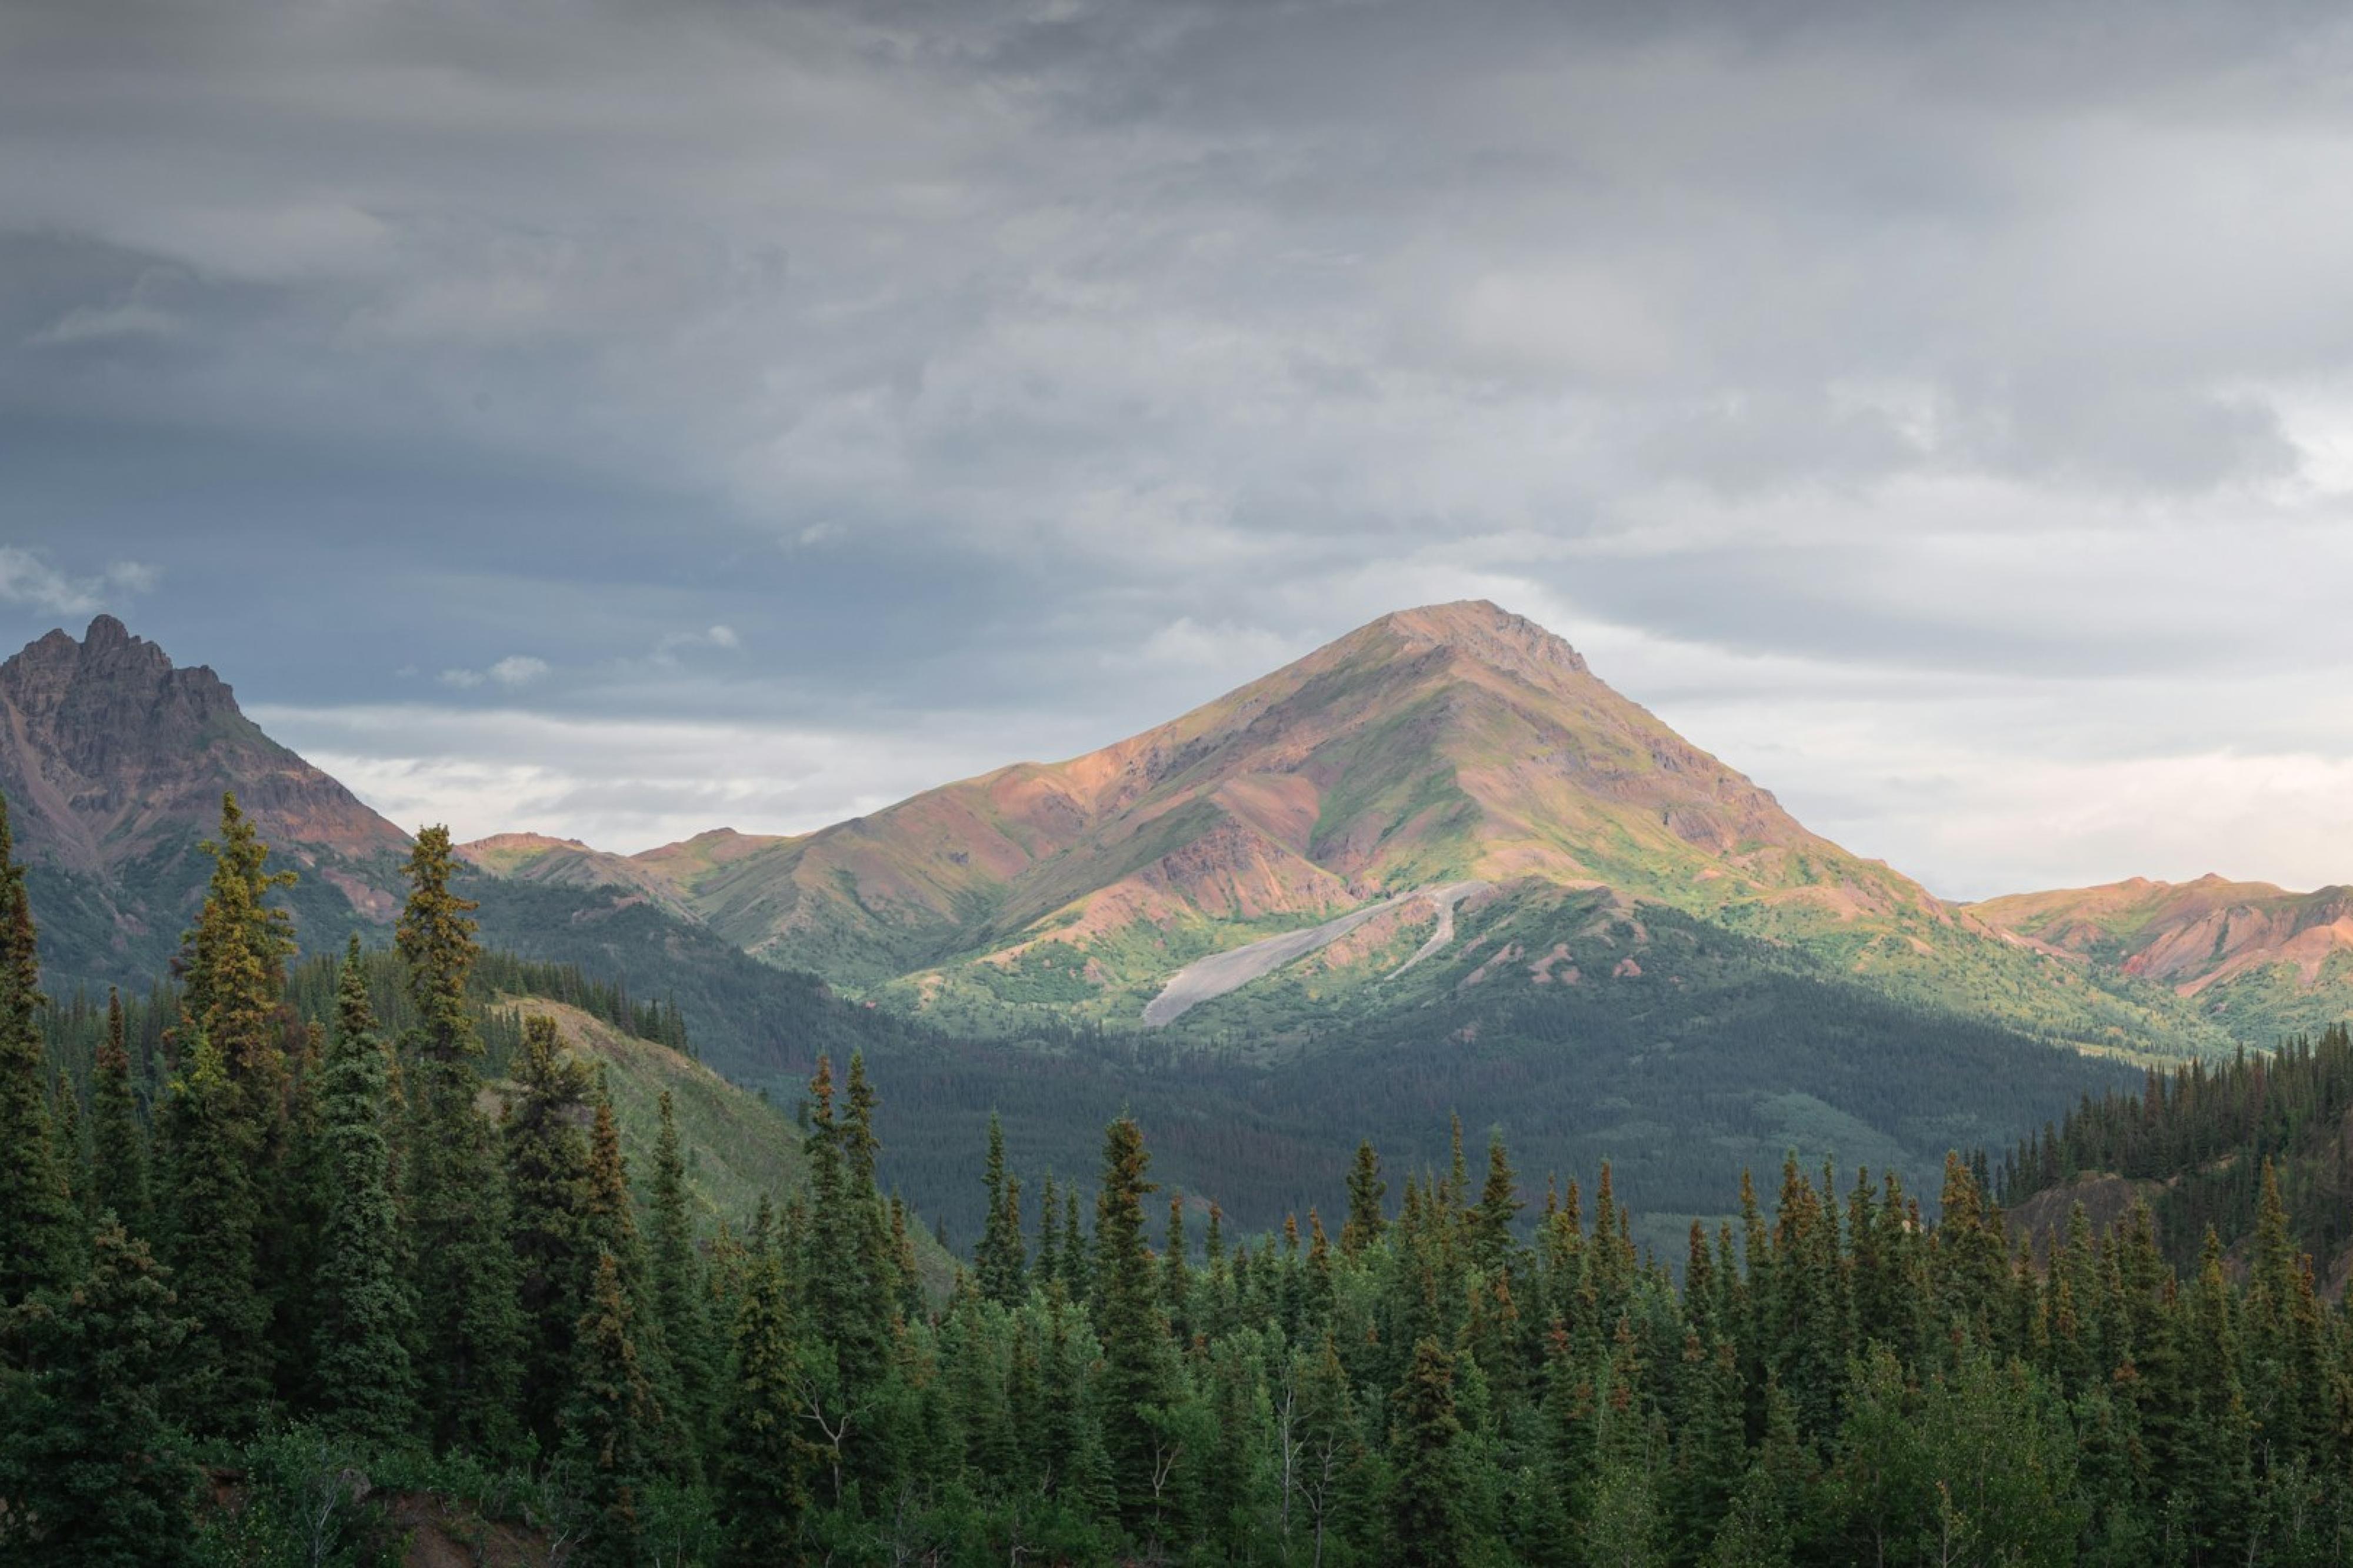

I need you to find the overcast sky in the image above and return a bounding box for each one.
[6,0,2353,899]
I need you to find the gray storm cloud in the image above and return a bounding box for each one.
[5,0,2352,895]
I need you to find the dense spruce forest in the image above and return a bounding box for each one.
[6,792,2353,1565]
[2001,1025,2353,1276]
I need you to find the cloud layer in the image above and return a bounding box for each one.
[5,0,2352,895]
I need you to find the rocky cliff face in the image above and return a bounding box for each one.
[1,616,410,987]
[0,615,407,873]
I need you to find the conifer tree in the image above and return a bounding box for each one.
[1036,1172,1062,1285]
[177,796,298,1192]
[976,1110,1027,1306]
[0,792,77,1306]
[564,1250,656,1568]
[89,987,151,1239]
[1585,1320,1668,1567]
[2240,1157,2327,1459]
[796,1055,897,1504]
[584,1081,649,1303]
[1466,1131,1521,1280]
[55,1079,88,1225]
[2179,1227,2254,1559]
[1388,1335,1467,1567]
[0,1222,201,1566]
[1302,1208,1335,1330]
[584,1076,692,1481]
[157,1025,271,1434]
[716,1244,811,1565]
[1669,1333,1745,1560]
[944,1289,1016,1483]
[505,1012,594,1447]
[1342,1139,1387,1257]
[1092,1115,1176,1537]
[648,1090,716,1450]
[311,935,416,1445]
[886,1195,925,1320]
[1290,1333,1368,1567]
[1062,1185,1091,1299]
[398,825,524,1454]
[841,1054,901,1336]
[1162,1191,1192,1340]
[176,795,322,1409]
[272,1016,331,1408]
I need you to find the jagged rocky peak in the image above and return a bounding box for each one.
[1,616,238,763]
[0,615,406,874]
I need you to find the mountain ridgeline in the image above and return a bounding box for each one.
[0,604,2331,1249]
[468,603,2234,1057]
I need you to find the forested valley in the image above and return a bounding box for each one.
[5,792,2353,1566]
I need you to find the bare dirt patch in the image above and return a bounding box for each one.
[1141,880,1488,1025]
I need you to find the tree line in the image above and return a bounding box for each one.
[4,790,2353,1563]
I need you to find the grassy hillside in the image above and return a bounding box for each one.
[481,999,957,1293]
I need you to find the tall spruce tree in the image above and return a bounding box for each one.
[1062,1185,1091,1299]
[1092,1114,1176,1539]
[1388,1335,1468,1568]
[563,1250,656,1568]
[176,793,319,1409]
[89,988,151,1239]
[311,936,417,1445]
[648,1091,716,1452]
[398,825,524,1455]
[179,793,295,1131]
[1342,1139,1387,1257]
[55,1079,88,1226]
[716,1244,811,1565]
[1465,1131,1521,1280]
[795,1054,898,1505]
[841,1054,903,1343]
[976,1110,1028,1307]
[505,1013,594,1447]
[0,792,77,1306]
[583,1076,692,1483]
[157,1025,271,1434]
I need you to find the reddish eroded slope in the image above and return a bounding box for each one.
[1970,875,2353,995]
[646,601,1977,988]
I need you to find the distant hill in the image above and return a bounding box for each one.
[1968,875,2353,1049]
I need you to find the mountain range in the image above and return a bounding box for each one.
[8,601,2347,1240]
[437,602,2254,1057]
